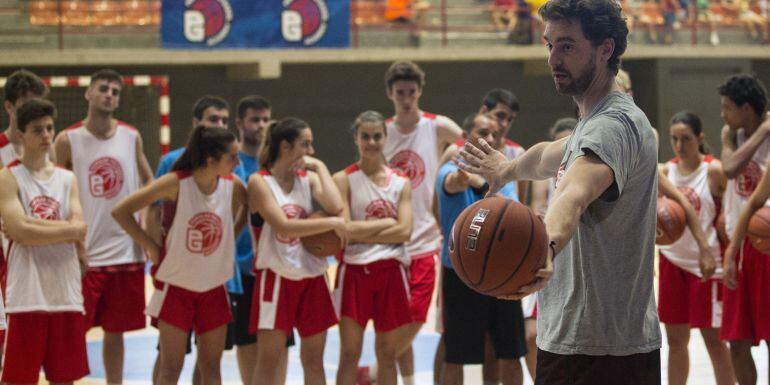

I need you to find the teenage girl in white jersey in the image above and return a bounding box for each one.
[658,111,734,385]
[112,125,247,385]
[332,111,414,385]
[248,117,346,385]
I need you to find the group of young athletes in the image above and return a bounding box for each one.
[0,56,768,385]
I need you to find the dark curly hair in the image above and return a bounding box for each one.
[384,61,426,90]
[3,69,48,104]
[538,0,628,74]
[718,73,767,118]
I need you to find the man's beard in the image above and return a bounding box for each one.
[555,56,596,96]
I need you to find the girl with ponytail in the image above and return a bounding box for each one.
[332,111,413,385]
[112,124,248,385]
[658,111,733,385]
[248,117,346,385]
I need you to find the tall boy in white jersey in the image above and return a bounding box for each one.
[382,61,463,385]
[718,73,770,385]
[0,98,89,384]
[54,69,154,385]
[1,69,50,167]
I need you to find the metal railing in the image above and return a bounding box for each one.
[0,0,767,49]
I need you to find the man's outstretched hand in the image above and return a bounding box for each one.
[456,139,512,196]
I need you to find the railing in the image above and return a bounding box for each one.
[1,0,767,49]
[351,0,770,47]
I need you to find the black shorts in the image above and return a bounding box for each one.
[227,274,258,347]
[225,274,295,348]
[441,267,527,364]
[535,349,661,385]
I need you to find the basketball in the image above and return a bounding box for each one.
[716,212,729,245]
[301,211,343,258]
[448,196,548,297]
[656,197,686,245]
[748,206,770,254]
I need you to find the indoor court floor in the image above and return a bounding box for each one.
[73,259,768,385]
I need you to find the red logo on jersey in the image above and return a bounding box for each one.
[737,160,762,197]
[389,150,425,188]
[89,157,124,199]
[186,212,223,256]
[365,199,398,220]
[29,196,61,220]
[676,186,701,214]
[276,204,308,244]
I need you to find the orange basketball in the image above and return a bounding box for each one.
[656,197,686,245]
[748,206,770,254]
[716,212,729,246]
[449,196,548,297]
[301,211,342,258]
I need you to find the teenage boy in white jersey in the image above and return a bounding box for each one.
[379,60,462,385]
[1,69,50,167]
[0,98,88,384]
[54,69,154,385]
[0,68,50,367]
[718,73,770,385]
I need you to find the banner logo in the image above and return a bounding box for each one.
[184,0,233,46]
[282,0,329,45]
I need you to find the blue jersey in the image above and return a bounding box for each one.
[436,161,518,268]
[155,147,185,179]
[234,151,259,277]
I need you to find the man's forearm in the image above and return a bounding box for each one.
[505,140,564,182]
[543,192,583,255]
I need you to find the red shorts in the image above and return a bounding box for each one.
[251,269,337,338]
[658,254,723,329]
[149,283,231,334]
[523,293,538,319]
[721,239,770,343]
[1,312,89,383]
[408,252,437,323]
[335,259,412,332]
[83,263,146,332]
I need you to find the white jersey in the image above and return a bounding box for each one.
[723,128,770,239]
[342,164,410,265]
[659,156,721,277]
[0,132,19,166]
[6,162,82,313]
[384,112,441,258]
[254,169,327,280]
[503,138,526,160]
[67,122,143,267]
[0,132,18,263]
[156,171,235,292]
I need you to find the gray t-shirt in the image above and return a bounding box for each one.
[537,91,662,356]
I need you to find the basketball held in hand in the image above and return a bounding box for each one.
[448,196,548,297]
[748,206,770,254]
[656,197,686,245]
[301,211,342,258]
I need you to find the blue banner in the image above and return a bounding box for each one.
[162,0,350,48]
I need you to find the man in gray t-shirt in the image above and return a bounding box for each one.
[540,91,660,356]
[458,0,661,383]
